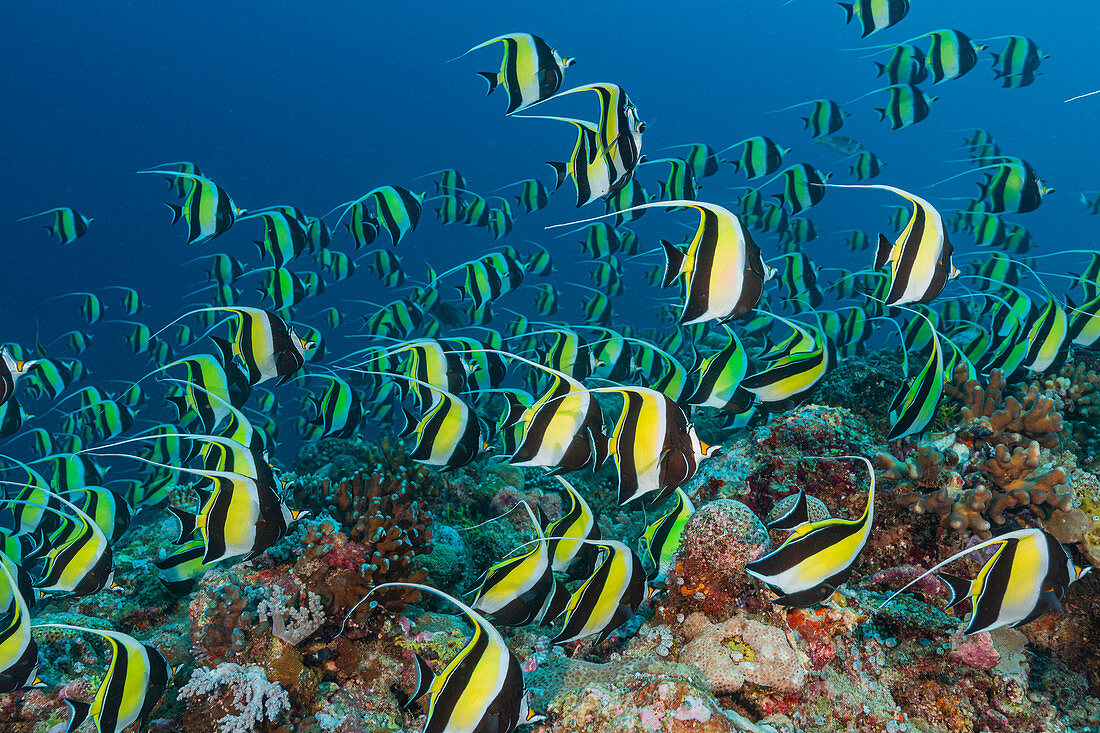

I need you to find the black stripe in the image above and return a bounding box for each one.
[887,203,926,303]
[425,622,490,732]
[502,38,524,113]
[968,540,1018,633]
[682,209,720,322]
[748,518,867,577]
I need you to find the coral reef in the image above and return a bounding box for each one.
[526,656,776,733]
[7,354,1100,733]
[178,663,291,733]
[878,367,1076,539]
[294,467,434,617]
[679,612,807,695]
[668,500,771,618]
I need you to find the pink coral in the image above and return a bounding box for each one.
[671,499,771,616]
[949,631,1000,670]
[489,484,562,523]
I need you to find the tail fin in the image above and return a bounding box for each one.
[660,240,686,288]
[477,71,500,95]
[838,2,854,23]
[164,203,183,225]
[546,162,568,190]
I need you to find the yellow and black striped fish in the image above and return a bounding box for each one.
[154,538,215,596]
[873,84,936,129]
[987,35,1046,88]
[352,583,536,732]
[882,528,1089,635]
[396,381,484,470]
[459,33,574,114]
[35,624,172,733]
[742,319,835,411]
[182,307,314,386]
[5,491,114,598]
[596,387,717,506]
[774,99,847,138]
[885,310,943,440]
[687,326,751,411]
[500,353,606,475]
[534,115,613,207]
[745,456,875,606]
[1022,295,1068,374]
[17,207,92,245]
[552,540,648,644]
[662,143,720,179]
[138,169,242,245]
[839,0,909,37]
[722,136,789,179]
[0,349,35,408]
[641,488,695,586]
[548,82,645,195]
[554,201,772,325]
[873,44,928,84]
[0,557,41,693]
[544,475,601,575]
[470,503,566,627]
[836,184,957,305]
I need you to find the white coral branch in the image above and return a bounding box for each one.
[257,586,326,646]
[178,663,290,733]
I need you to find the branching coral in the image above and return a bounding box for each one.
[879,368,1074,538]
[256,587,325,646]
[946,366,1064,448]
[178,663,290,733]
[885,440,1072,538]
[293,469,434,620]
[876,440,965,489]
[1032,360,1100,459]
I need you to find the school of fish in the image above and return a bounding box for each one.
[3,15,1097,733]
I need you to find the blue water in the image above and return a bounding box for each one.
[2,0,1098,457]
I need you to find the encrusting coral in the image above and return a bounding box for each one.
[679,612,807,695]
[666,499,771,618]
